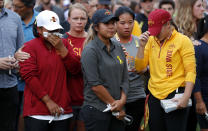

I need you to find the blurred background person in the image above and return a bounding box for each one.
[12,0,38,130]
[97,0,111,10]
[4,0,12,9]
[88,0,97,20]
[135,2,142,14]
[111,0,123,14]
[63,0,71,20]
[175,0,204,40]
[193,14,208,131]
[135,0,154,33]
[54,0,63,8]
[159,0,175,18]
[114,6,146,131]
[203,0,208,14]
[122,0,131,7]
[129,1,140,14]
[63,3,88,131]
[0,0,24,130]
[175,1,205,130]
[35,0,66,33]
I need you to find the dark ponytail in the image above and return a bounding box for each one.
[33,20,40,38]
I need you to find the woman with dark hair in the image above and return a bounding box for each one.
[193,15,208,131]
[113,6,146,131]
[80,9,129,131]
[19,10,80,131]
[175,1,205,130]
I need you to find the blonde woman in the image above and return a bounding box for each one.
[175,0,204,40]
[175,0,204,130]
[63,3,88,131]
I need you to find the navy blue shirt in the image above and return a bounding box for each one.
[194,40,208,105]
[135,13,148,33]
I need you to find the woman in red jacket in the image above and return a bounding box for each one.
[63,3,88,131]
[19,10,80,131]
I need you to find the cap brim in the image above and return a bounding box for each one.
[148,25,162,36]
[101,16,118,23]
[44,24,63,31]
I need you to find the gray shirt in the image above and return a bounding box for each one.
[0,8,24,88]
[112,35,146,103]
[81,36,129,111]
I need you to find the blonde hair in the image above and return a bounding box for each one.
[83,24,97,47]
[68,3,88,18]
[175,0,200,37]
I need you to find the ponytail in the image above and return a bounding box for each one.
[33,20,40,38]
[83,24,97,48]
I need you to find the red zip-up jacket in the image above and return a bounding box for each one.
[64,33,85,106]
[19,37,80,117]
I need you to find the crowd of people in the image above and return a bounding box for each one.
[0,0,208,131]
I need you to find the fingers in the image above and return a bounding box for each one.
[15,52,30,62]
[139,31,150,41]
[197,108,204,115]
[51,106,62,116]
[121,46,128,57]
[47,34,61,45]
[111,102,117,111]
[0,58,16,70]
[196,103,207,115]
[116,110,126,120]
[5,57,16,63]
[193,40,201,46]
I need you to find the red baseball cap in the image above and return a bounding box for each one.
[148,9,171,36]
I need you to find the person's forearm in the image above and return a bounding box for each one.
[194,92,204,103]
[92,85,115,104]
[42,95,51,104]
[136,46,145,59]
[183,81,194,99]
[120,90,126,104]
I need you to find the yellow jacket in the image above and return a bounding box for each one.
[132,20,142,37]
[135,30,196,99]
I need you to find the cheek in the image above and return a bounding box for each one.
[82,21,87,26]
[117,24,124,31]
[193,7,203,19]
[129,23,134,29]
